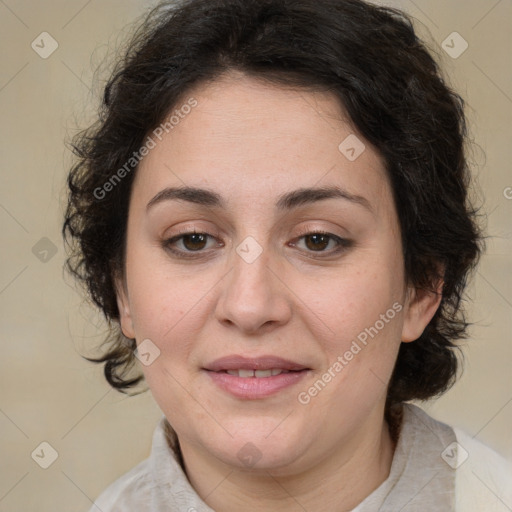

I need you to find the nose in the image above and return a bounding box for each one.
[214,241,293,334]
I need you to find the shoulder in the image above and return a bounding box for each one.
[87,416,172,512]
[400,404,512,511]
[87,457,154,512]
[452,428,512,511]
[88,416,215,512]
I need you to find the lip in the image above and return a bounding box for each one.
[203,355,311,399]
[203,355,309,372]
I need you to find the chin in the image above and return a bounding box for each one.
[199,422,308,471]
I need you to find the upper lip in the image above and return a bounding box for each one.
[203,355,309,372]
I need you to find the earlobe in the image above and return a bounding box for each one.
[401,277,443,343]
[114,278,136,339]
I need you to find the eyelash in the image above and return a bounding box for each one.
[162,228,352,259]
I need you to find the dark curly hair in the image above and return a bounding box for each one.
[63,0,484,416]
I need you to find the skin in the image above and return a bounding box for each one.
[116,71,442,511]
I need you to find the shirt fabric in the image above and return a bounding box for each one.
[90,403,512,511]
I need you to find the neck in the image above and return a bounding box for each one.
[175,412,396,512]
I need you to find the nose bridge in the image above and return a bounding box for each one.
[232,235,273,291]
[215,234,291,332]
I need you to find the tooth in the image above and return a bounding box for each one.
[255,369,272,378]
[225,369,291,377]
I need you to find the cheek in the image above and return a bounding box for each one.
[296,263,401,342]
[294,253,405,401]
[125,238,213,340]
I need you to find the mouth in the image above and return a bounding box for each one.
[219,368,298,378]
[203,355,311,399]
[203,354,309,372]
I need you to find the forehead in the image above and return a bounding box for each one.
[133,73,393,219]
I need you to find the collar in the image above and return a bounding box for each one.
[147,403,456,511]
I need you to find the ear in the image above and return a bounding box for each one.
[114,276,136,339]
[401,271,444,343]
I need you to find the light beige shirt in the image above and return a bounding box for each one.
[90,404,512,511]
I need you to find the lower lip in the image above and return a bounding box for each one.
[204,370,309,399]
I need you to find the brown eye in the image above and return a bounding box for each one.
[163,231,220,257]
[181,233,208,251]
[291,231,351,257]
[304,233,331,251]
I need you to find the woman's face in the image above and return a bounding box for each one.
[116,72,440,474]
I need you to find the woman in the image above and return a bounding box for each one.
[63,0,512,510]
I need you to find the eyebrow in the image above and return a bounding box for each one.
[146,185,373,214]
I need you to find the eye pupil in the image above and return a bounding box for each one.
[183,233,207,251]
[305,233,329,251]
[166,231,344,258]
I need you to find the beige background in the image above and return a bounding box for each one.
[0,0,510,510]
